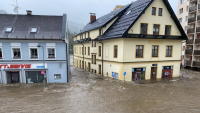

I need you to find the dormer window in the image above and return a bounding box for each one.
[5,27,12,33]
[31,28,37,33]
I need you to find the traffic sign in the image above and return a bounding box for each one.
[44,73,46,78]
[123,72,126,76]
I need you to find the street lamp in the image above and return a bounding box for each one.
[37,45,46,88]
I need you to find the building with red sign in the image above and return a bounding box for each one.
[0,11,69,84]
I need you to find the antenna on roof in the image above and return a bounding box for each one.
[9,0,24,14]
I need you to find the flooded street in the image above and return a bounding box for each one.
[1,56,200,113]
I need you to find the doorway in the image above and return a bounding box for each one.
[6,71,20,84]
[151,67,157,79]
[88,62,90,71]
[82,61,84,69]
[85,62,86,70]
[99,65,101,74]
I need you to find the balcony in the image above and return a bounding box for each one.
[187,28,195,34]
[193,61,200,67]
[195,39,200,44]
[185,50,193,55]
[194,50,200,55]
[186,60,192,66]
[188,17,196,23]
[186,39,194,44]
[189,5,197,12]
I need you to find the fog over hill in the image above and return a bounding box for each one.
[68,20,85,35]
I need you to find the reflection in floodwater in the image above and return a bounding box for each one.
[0,56,200,113]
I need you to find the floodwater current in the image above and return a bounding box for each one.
[0,56,200,113]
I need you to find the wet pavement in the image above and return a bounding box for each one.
[0,56,200,113]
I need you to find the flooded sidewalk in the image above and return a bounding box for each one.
[1,61,200,113]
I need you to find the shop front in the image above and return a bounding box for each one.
[132,68,145,81]
[25,70,45,83]
[162,66,173,78]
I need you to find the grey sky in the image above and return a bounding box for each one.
[0,0,178,25]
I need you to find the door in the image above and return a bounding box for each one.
[115,73,119,79]
[82,61,84,69]
[85,62,86,70]
[99,65,101,74]
[151,67,157,79]
[88,62,90,71]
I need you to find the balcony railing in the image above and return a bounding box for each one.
[186,60,192,66]
[197,27,200,32]
[195,39,200,44]
[186,39,194,44]
[188,17,196,23]
[187,28,195,34]
[194,50,200,55]
[189,5,197,12]
[193,61,200,67]
[185,50,193,54]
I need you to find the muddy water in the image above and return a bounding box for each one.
[1,57,200,113]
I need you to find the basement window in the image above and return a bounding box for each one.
[126,10,131,15]
[31,28,37,33]
[5,27,12,33]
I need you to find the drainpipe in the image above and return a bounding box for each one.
[63,40,69,83]
[81,43,84,69]
[99,41,103,76]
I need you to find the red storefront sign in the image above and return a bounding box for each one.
[41,71,44,75]
[162,69,173,78]
[0,64,31,69]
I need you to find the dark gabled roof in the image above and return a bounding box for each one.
[0,14,67,40]
[75,3,131,36]
[100,0,188,40]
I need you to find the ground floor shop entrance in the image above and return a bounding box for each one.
[151,67,157,79]
[6,71,20,84]
[132,68,145,81]
[25,71,44,83]
[162,66,173,78]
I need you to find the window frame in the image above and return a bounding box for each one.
[158,8,163,16]
[46,47,56,60]
[114,45,118,58]
[12,48,22,60]
[136,45,144,58]
[166,46,173,57]
[29,48,39,60]
[152,45,159,57]
[152,7,156,15]
[140,23,148,35]
[88,47,90,56]
[99,46,101,57]
[153,24,160,35]
[165,25,171,36]
[0,47,3,60]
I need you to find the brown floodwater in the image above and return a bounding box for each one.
[0,56,200,113]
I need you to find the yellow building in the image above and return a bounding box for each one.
[73,0,187,81]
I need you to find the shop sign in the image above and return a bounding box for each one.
[0,64,31,69]
[152,64,157,66]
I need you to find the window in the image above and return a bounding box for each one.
[136,45,143,58]
[13,48,21,59]
[48,48,55,58]
[94,55,96,64]
[179,8,183,14]
[92,55,93,64]
[82,47,83,55]
[31,28,37,33]
[165,25,171,36]
[152,7,156,15]
[153,24,160,35]
[88,47,90,56]
[85,33,86,39]
[179,18,182,23]
[166,46,172,57]
[152,46,159,57]
[158,8,162,16]
[185,16,187,22]
[30,48,38,58]
[5,27,12,33]
[85,47,86,55]
[99,46,101,57]
[92,40,96,47]
[114,45,118,58]
[0,48,2,59]
[140,23,148,34]
[187,6,188,11]
[180,0,184,4]
[88,32,90,38]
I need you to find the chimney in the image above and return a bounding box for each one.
[90,13,96,23]
[26,10,32,15]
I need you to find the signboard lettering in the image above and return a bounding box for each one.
[0,64,31,69]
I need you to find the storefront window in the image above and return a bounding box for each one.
[132,68,145,81]
[162,66,173,78]
[26,71,44,83]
